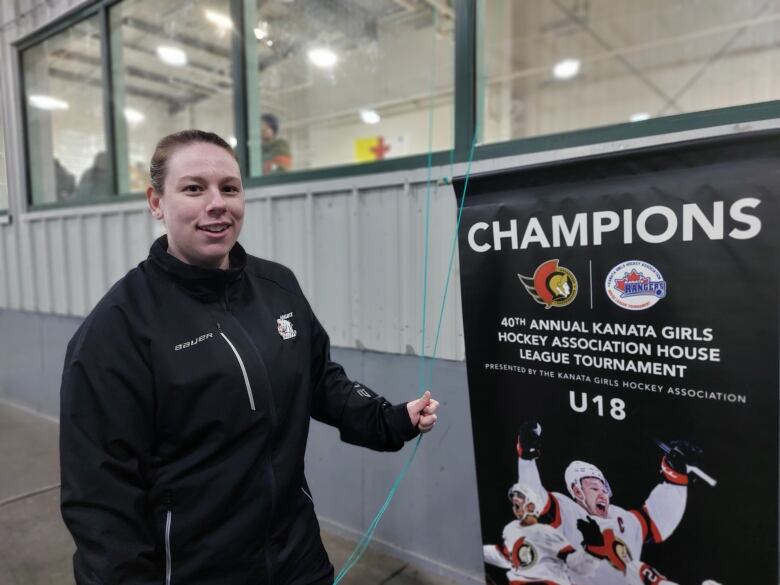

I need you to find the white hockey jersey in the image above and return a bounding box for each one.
[483,521,597,585]
[517,458,687,585]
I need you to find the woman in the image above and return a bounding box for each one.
[60,130,438,585]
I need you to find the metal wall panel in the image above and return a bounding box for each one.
[2,225,21,310]
[49,218,68,314]
[312,192,352,345]
[126,211,153,269]
[64,216,85,316]
[19,221,35,311]
[83,215,106,312]
[1,175,467,360]
[32,220,52,312]
[269,195,309,294]
[240,198,268,258]
[357,186,403,352]
[0,225,7,307]
[104,213,128,288]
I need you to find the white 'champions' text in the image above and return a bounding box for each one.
[467,198,761,252]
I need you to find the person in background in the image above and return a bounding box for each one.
[59,129,438,585]
[54,158,76,200]
[75,151,110,198]
[261,113,292,173]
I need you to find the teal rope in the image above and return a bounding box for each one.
[417,5,439,394]
[332,10,482,585]
[333,130,480,584]
[333,434,422,584]
[430,130,478,365]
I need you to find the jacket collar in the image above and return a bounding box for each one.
[148,235,246,301]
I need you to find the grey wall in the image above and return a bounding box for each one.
[0,307,485,583]
[0,309,79,415]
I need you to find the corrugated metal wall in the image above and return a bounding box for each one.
[0,170,467,360]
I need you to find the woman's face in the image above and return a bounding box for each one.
[148,142,245,269]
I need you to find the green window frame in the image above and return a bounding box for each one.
[14,0,780,209]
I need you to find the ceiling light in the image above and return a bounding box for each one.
[124,108,145,125]
[228,136,238,148]
[254,21,269,40]
[552,58,580,80]
[29,95,69,111]
[359,109,381,125]
[156,46,188,67]
[205,10,233,30]
[630,112,650,122]
[266,40,274,47]
[307,48,338,68]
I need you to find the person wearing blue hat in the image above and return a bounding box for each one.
[261,113,292,173]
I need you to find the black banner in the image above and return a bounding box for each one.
[455,131,779,585]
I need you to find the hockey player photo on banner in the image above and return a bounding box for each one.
[455,131,779,585]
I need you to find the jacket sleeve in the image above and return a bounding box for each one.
[308,313,418,451]
[60,306,159,584]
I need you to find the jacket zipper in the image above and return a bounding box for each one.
[165,510,173,585]
[217,322,256,411]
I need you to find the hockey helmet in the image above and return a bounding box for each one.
[564,460,612,501]
[507,483,544,520]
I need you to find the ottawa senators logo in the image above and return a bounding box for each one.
[510,537,538,569]
[518,260,578,309]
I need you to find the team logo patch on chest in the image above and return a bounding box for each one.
[277,312,297,340]
[511,537,537,569]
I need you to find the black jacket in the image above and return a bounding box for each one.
[60,236,418,585]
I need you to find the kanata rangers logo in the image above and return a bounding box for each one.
[605,260,667,311]
[277,312,297,340]
[518,260,578,309]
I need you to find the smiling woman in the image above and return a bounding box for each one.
[146,130,244,269]
[59,129,439,585]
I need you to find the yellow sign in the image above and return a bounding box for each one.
[354,136,391,162]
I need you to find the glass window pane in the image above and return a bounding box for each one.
[479,0,780,145]
[246,0,455,176]
[23,16,106,205]
[110,0,235,194]
[0,85,7,212]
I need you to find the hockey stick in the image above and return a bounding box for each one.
[685,464,717,487]
[655,440,717,487]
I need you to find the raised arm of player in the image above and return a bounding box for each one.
[631,439,700,543]
[516,421,546,492]
[516,420,566,525]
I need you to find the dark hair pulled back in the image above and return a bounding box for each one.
[149,129,237,194]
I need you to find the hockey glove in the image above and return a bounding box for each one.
[516,420,542,460]
[577,517,629,573]
[661,439,703,485]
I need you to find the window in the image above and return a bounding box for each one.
[479,0,780,145]
[19,0,780,207]
[0,85,7,213]
[23,15,107,205]
[109,0,235,194]
[244,0,455,176]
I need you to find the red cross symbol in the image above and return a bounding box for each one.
[370,137,391,160]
